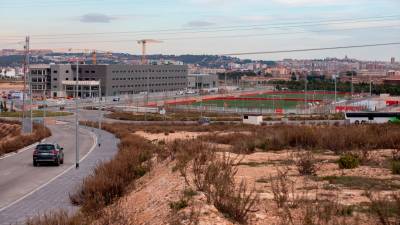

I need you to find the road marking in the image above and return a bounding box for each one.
[0,128,98,213]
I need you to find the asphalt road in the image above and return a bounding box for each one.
[0,126,119,225]
[0,123,93,211]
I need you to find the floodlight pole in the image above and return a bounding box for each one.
[27,36,33,133]
[334,75,337,104]
[75,59,80,169]
[98,84,102,147]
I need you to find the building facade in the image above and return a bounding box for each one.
[30,64,188,98]
[187,74,218,89]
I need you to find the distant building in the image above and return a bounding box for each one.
[187,74,218,89]
[243,114,263,125]
[392,57,396,64]
[383,77,400,85]
[358,70,387,77]
[30,64,188,98]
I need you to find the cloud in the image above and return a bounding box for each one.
[80,13,116,23]
[185,21,216,27]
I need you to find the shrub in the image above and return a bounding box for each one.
[296,151,317,176]
[367,192,400,225]
[338,153,360,169]
[70,132,155,214]
[0,122,51,156]
[169,199,189,211]
[392,161,400,175]
[177,145,258,223]
[25,210,86,225]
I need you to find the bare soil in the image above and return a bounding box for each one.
[98,131,398,225]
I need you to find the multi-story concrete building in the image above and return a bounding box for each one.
[187,74,218,89]
[30,64,188,98]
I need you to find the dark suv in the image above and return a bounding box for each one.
[33,143,64,167]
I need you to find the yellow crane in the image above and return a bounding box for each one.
[137,39,162,65]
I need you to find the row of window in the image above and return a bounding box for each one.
[112,70,186,74]
[31,70,48,75]
[111,76,186,81]
[112,82,186,89]
[53,70,96,74]
[64,78,98,81]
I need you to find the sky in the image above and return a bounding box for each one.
[0,0,399,61]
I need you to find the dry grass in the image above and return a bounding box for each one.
[169,139,259,223]
[70,125,156,214]
[0,121,51,156]
[200,124,400,154]
[106,111,242,122]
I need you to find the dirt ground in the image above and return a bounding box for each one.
[106,131,398,225]
[0,81,24,92]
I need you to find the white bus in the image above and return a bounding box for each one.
[345,112,400,124]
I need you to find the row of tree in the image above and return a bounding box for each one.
[271,80,400,96]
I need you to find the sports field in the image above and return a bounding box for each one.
[192,91,348,110]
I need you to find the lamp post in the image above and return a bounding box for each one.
[75,59,80,169]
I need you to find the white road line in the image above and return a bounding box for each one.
[0,128,98,213]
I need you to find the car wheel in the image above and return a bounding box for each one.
[33,161,38,167]
[55,158,60,166]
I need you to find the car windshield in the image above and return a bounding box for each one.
[36,144,55,151]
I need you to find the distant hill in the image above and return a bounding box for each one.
[1,53,276,68]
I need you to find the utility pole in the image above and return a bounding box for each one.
[145,70,149,121]
[75,59,80,169]
[43,71,47,124]
[22,37,27,133]
[98,85,102,147]
[22,36,33,134]
[304,77,308,115]
[369,75,372,97]
[351,70,354,99]
[334,75,337,104]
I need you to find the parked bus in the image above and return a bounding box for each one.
[345,112,400,124]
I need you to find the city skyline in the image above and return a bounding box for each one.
[1,0,399,60]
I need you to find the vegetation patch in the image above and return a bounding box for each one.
[338,153,360,169]
[0,120,51,156]
[317,176,400,191]
[0,110,72,118]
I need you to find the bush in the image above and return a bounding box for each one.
[0,122,51,156]
[296,151,317,176]
[392,161,400,175]
[367,192,400,225]
[25,210,86,225]
[338,153,360,169]
[70,131,155,214]
[169,199,188,211]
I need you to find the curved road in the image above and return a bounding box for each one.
[0,123,119,225]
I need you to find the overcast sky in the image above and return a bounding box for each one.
[1,0,399,61]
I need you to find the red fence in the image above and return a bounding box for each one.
[203,97,323,102]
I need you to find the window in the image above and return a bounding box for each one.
[66,70,69,73]
[91,71,95,74]
[85,70,89,73]
[53,70,58,74]
[66,78,69,80]
[53,86,57,89]
[53,78,58,81]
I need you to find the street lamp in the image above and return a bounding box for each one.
[75,59,80,169]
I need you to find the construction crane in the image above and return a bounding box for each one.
[137,39,162,65]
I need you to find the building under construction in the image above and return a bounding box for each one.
[29,64,188,98]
